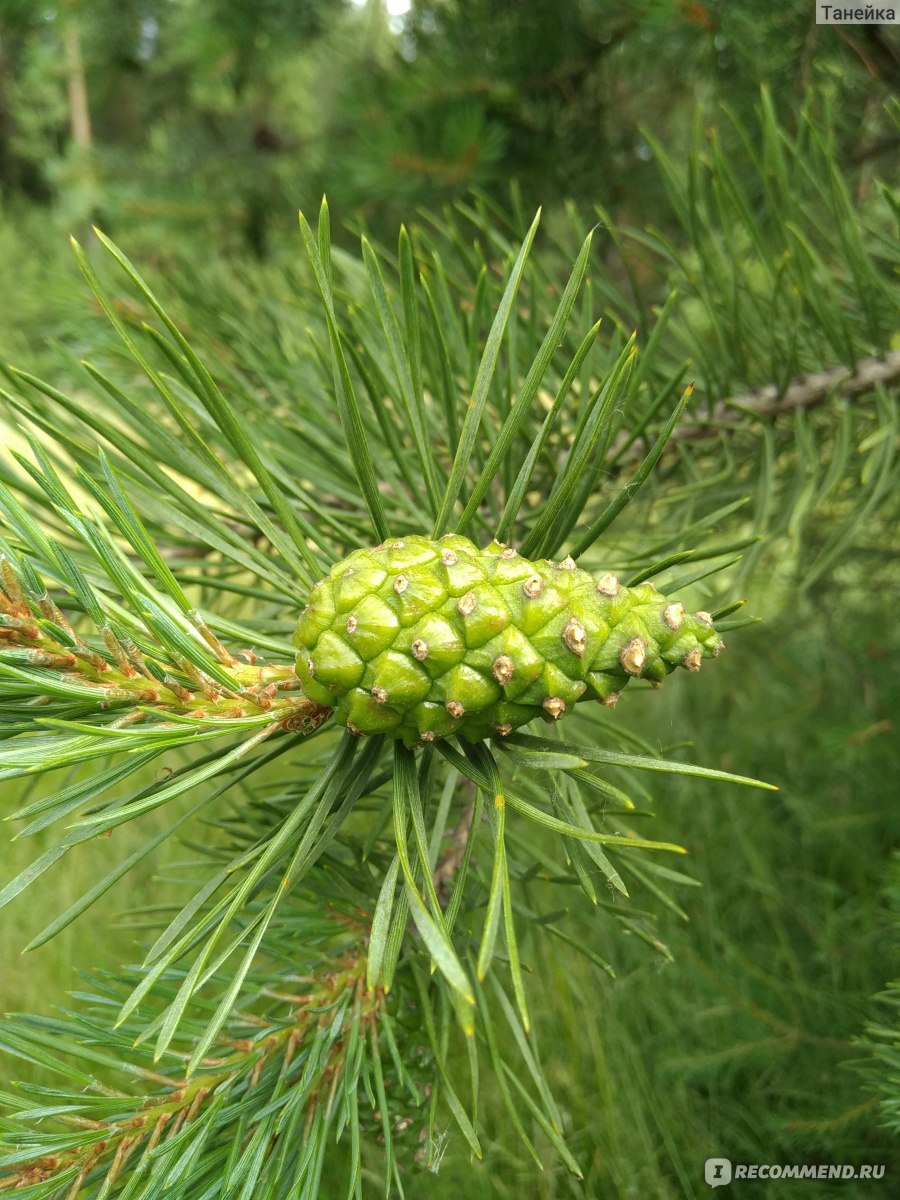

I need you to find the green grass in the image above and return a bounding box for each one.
[2,791,176,1019]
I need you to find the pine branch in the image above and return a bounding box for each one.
[0,499,328,784]
[689,347,900,423]
[610,349,900,462]
[0,937,390,1198]
[3,88,894,1193]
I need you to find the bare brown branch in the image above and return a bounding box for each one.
[615,350,900,462]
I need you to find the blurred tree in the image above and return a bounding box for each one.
[0,0,349,251]
[350,0,898,220]
[0,0,57,201]
[0,0,896,250]
[62,0,92,150]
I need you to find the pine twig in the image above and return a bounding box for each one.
[702,350,900,422]
[614,350,900,461]
[0,949,383,1196]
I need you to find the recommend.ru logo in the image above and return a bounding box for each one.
[704,1158,886,1187]
[705,1159,732,1188]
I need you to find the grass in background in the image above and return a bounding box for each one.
[2,784,176,1029]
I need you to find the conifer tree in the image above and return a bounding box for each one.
[0,94,896,1197]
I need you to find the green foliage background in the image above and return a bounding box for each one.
[0,2,898,1197]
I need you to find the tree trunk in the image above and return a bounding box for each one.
[62,9,92,150]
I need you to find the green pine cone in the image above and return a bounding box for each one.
[293,535,724,747]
